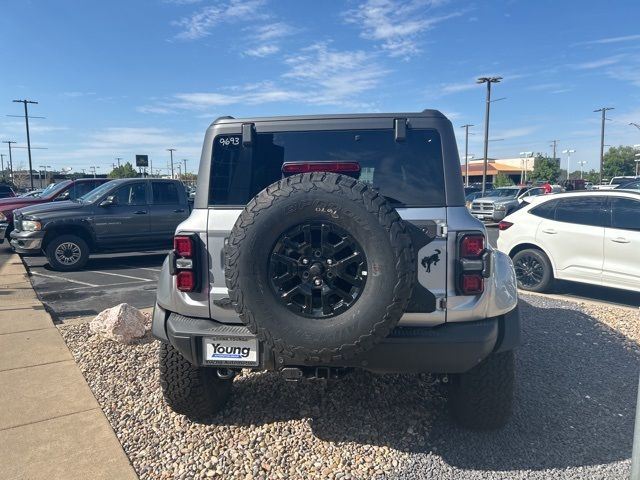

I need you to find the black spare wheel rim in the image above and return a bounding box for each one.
[225,172,415,363]
[268,222,368,319]
[514,254,544,288]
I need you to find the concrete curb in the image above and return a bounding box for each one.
[0,247,138,480]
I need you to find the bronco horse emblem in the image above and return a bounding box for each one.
[421,249,441,273]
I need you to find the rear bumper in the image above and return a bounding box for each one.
[9,230,44,254]
[153,303,520,374]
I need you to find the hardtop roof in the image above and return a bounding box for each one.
[209,110,445,127]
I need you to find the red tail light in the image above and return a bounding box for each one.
[461,274,484,295]
[176,271,195,291]
[282,161,361,174]
[172,234,198,292]
[460,234,484,258]
[174,236,193,257]
[498,221,513,231]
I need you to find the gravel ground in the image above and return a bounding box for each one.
[59,295,640,479]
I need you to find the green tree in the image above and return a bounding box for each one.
[529,154,561,183]
[583,169,600,184]
[603,146,637,178]
[108,162,139,179]
[493,172,514,187]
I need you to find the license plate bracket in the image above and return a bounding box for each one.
[202,336,259,367]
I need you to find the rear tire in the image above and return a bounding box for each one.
[449,350,515,430]
[158,343,232,419]
[512,248,553,292]
[45,234,90,271]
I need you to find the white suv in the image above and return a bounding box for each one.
[497,190,640,292]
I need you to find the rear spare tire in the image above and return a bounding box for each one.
[225,172,415,363]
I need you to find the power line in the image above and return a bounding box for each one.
[12,99,39,190]
[594,107,614,184]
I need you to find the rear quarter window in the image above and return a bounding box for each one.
[209,128,445,207]
[529,200,558,219]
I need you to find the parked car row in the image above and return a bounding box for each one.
[1,178,191,271]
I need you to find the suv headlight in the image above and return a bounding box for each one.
[22,220,42,231]
[0,212,7,222]
[494,204,506,211]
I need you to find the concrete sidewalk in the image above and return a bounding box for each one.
[0,247,137,480]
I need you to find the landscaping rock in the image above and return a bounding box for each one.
[89,303,147,344]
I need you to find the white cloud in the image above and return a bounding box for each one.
[142,43,388,112]
[573,55,624,70]
[344,0,465,58]
[575,34,640,46]
[440,81,477,94]
[173,0,265,40]
[62,91,96,98]
[251,22,295,42]
[244,44,280,57]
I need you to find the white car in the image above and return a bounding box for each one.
[497,190,640,292]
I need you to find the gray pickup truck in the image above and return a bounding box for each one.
[10,178,190,271]
[153,111,520,430]
[470,186,545,222]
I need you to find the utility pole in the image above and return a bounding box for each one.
[460,125,473,187]
[2,140,16,181]
[167,148,176,179]
[12,99,38,190]
[89,166,99,178]
[115,157,122,167]
[477,77,502,195]
[150,158,153,178]
[562,149,576,180]
[549,140,558,162]
[0,154,5,181]
[594,107,614,185]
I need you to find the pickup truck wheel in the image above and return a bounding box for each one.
[512,248,553,292]
[225,172,415,363]
[158,343,232,419]
[449,350,515,430]
[45,234,90,271]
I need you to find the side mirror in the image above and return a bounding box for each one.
[99,195,116,207]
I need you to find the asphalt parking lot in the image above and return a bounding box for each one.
[20,250,167,321]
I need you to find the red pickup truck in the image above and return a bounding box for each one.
[0,178,109,243]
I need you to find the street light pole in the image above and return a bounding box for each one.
[594,107,614,184]
[562,149,576,180]
[577,161,587,179]
[477,77,502,195]
[12,99,38,190]
[519,152,533,184]
[167,148,176,179]
[460,124,474,187]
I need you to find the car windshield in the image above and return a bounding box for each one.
[40,181,71,199]
[487,188,520,198]
[78,181,115,203]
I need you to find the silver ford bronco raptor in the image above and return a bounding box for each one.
[152,111,520,429]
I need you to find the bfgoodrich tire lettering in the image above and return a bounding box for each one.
[449,350,515,430]
[158,342,232,419]
[224,172,415,363]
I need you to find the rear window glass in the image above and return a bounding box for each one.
[209,128,445,207]
[555,196,607,227]
[529,200,558,219]
[152,182,180,204]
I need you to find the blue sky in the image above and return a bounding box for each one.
[1,0,639,176]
